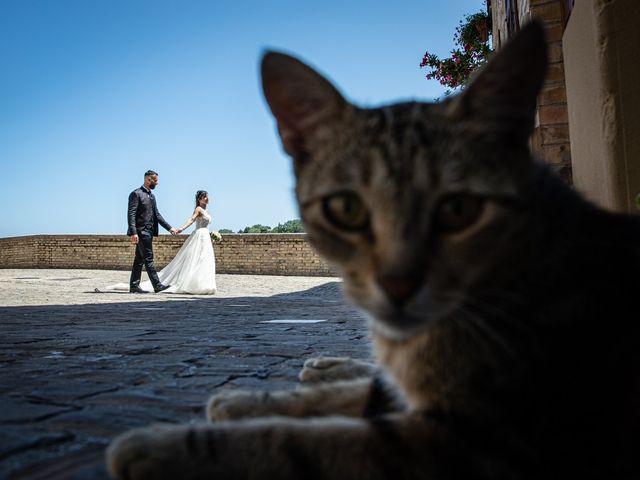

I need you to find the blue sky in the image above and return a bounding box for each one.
[0,0,486,236]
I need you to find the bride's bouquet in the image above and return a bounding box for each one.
[210,230,223,243]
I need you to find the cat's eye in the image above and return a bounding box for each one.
[322,192,369,231]
[434,194,484,233]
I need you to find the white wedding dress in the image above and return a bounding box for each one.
[104,210,217,294]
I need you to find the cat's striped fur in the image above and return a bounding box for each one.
[107,21,640,479]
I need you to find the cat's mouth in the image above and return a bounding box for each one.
[342,282,448,335]
[365,304,440,337]
[365,310,431,339]
[341,277,459,336]
[360,291,458,338]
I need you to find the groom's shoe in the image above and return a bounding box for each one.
[129,285,148,294]
[154,284,171,293]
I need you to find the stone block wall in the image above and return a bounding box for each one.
[0,234,336,277]
[563,0,640,212]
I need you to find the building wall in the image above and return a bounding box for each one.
[0,234,336,276]
[492,0,531,48]
[491,0,573,183]
[563,0,640,212]
[530,0,573,183]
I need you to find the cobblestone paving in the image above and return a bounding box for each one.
[0,270,371,479]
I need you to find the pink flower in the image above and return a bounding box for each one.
[420,52,429,68]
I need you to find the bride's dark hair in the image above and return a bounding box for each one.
[195,190,208,208]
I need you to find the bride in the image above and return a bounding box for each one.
[103,190,217,294]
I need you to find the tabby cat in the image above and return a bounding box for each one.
[107,21,640,479]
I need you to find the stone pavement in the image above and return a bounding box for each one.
[0,270,371,479]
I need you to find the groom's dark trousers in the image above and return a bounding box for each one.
[127,186,173,290]
[130,228,162,289]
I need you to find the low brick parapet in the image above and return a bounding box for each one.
[0,234,335,276]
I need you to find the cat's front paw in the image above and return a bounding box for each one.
[107,423,229,480]
[207,389,273,422]
[107,424,185,480]
[299,357,378,383]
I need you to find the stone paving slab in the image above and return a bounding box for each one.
[0,269,371,479]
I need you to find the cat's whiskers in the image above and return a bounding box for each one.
[465,291,534,331]
[431,290,529,360]
[455,306,520,360]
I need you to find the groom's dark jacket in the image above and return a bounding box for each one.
[127,186,172,237]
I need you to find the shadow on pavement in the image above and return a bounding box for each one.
[0,281,369,479]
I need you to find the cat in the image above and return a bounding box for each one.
[107,21,640,479]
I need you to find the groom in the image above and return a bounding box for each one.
[127,170,178,293]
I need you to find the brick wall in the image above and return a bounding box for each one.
[0,234,336,276]
[529,0,573,184]
[491,0,573,183]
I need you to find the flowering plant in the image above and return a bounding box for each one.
[210,231,222,243]
[420,10,492,91]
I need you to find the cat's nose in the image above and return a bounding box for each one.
[376,273,422,306]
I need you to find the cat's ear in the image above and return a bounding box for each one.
[261,51,348,158]
[447,20,548,142]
